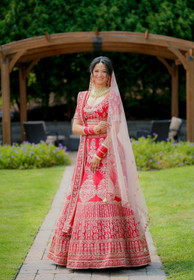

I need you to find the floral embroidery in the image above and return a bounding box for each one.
[48,91,151,269]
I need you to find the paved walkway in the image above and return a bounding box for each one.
[15,152,167,280]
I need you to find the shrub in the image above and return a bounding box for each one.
[0,142,71,169]
[132,137,194,171]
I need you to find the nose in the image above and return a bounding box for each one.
[97,71,103,77]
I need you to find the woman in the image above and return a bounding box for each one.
[48,56,151,269]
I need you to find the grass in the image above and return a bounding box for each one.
[0,164,193,280]
[0,166,65,280]
[140,165,194,280]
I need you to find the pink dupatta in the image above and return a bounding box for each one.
[63,72,150,239]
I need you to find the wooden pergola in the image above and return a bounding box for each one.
[0,31,194,144]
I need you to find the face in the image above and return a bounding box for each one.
[92,63,109,87]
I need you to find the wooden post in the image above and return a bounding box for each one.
[1,57,11,145]
[19,65,27,142]
[186,53,194,142]
[171,64,179,117]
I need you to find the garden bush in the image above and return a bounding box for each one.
[0,142,71,169]
[1,138,193,171]
[132,137,194,171]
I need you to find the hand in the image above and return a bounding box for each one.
[94,121,109,134]
[90,155,101,173]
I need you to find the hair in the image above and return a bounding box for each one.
[89,56,113,77]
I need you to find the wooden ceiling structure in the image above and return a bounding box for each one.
[0,31,194,144]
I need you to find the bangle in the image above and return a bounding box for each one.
[102,143,108,149]
[83,126,97,135]
[96,144,108,159]
[93,126,98,134]
[94,154,101,161]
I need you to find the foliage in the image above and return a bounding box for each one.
[0,166,65,280]
[0,142,71,169]
[1,0,193,43]
[132,137,194,170]
[0,0,193,119]
[141,166,194,280]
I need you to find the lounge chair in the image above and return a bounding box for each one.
[23,121,65,145]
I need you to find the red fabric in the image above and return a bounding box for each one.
[96,144,108,158]
[48,93,151,269]
[83,126,96,135]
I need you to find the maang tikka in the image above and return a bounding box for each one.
[98,59,104,68]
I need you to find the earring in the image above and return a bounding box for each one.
[106,78,109,87]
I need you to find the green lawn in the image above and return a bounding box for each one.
[0,166,193,280]
[0,166,65,280]
[140,166,194,280]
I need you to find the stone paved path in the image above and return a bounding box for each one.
[15,152,167,280]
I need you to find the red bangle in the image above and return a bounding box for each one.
[96,144,108,159]
[83,126,96,135]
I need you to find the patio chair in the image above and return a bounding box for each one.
[137,120,171,142]
[66,119,80,151]
[168,117,183,141]
[23,121,65,145]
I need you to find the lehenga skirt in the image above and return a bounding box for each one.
[47,134,151,269]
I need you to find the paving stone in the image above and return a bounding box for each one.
[35,273,55,280]
[111,268,147,277]
[21,263,56,271]
[128,275,166,280]
[54,275,74,280]
[37,270,74,275]
[73,269,92,275]
[147,261,163,270]
[73,276,92,280]
[110,275,129,280]
[91,272,110,280]
[146,268,166,276]
[15,272,36,280]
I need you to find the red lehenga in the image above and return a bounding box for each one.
[47,89,151,269]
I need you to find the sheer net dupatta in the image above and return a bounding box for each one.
[106,72,150,238]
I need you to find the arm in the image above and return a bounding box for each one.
[72,118,109,136]
[90,121,120,173]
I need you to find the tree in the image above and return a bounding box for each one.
[0,0,193,120]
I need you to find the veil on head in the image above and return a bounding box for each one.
[106,71,150,237]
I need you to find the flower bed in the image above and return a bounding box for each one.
[132,137,194,171]
[0,142,71,169]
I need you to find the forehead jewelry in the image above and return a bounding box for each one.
[98,59,104,68]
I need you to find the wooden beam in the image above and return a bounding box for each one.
[0,48,6,70]
[95,28,99,37]
[186,53,194,142]
[2,32,193,64]
[19,66,27,142]
[168,46,187,70]
[157,57,179,118]
[189,48,194,57]
[171,64,179,117]
[25,59,39,78]
[175,59,181,65]
[45,31,50,42]
[1,57,11,144]
[144,30,149,40]
[156,56,172,75]
[9,49,26,72]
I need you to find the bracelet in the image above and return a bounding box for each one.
[94,154,101,160]
[96,144,108,159]
[102,143,108,149]
[83,126,97,135]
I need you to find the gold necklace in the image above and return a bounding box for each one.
[90,87,109,99]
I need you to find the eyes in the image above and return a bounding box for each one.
[94,70,107,73]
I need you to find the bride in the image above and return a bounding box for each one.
[48,56,151,269]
